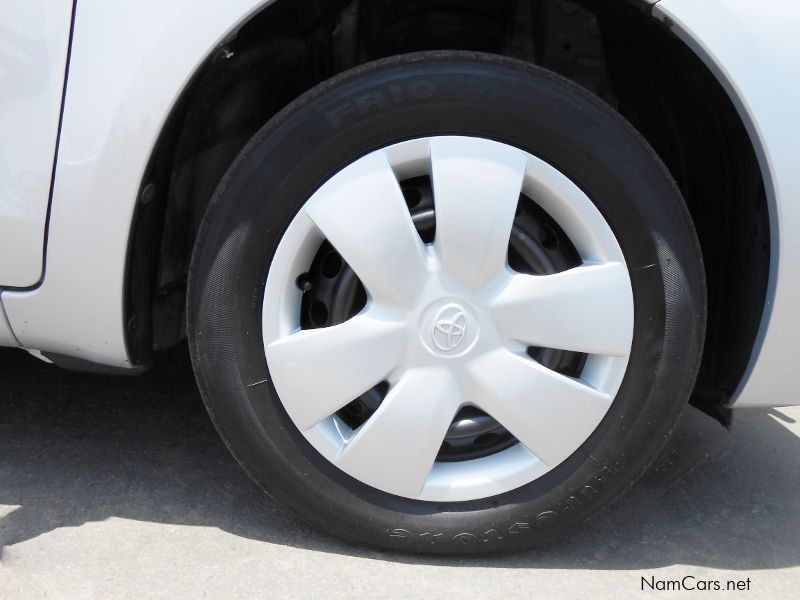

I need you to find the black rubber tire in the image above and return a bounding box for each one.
[187,51,705,555]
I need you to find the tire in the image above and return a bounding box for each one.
[188,51,705,554]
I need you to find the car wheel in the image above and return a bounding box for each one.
[187,51,705,554]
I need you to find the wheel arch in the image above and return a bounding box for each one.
[1,0,280,367]
[125,0,772,416]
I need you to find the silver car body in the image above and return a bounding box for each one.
[0,0,798,407]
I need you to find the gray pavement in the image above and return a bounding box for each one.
[0,346,798,599]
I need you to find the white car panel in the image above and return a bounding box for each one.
[1,0,271,366]
[0,299,18,347]
[655,0,800,406]
[0,1,74,287]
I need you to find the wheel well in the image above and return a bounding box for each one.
[129,0,769,421]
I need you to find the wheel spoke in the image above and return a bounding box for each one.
[430,137,527,290]
[489,263,633,356]
[303,150,429,308]
[265,313,407,430]
[335,367,460,497]
[466,349,611,466]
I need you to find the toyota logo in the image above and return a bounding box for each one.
[432,309,467,352]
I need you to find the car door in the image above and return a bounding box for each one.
[0,1,74,288]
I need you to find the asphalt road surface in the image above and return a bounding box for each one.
[1,346,798,599]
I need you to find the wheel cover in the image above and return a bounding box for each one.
[262,136,633,502]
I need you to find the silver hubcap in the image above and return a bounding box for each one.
[262,136,634,501]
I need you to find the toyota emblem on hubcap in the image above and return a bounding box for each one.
[432,307,468,352]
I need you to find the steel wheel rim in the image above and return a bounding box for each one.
[262,136,633,502]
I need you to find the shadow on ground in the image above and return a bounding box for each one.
[0,346,797,570]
